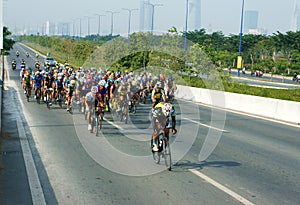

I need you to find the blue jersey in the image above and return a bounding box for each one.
[34,75,43,87]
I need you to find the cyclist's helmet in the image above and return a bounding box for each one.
[168,75,173,79]
[91,86,98,94]
[162,103,172,117]
[156,81,162,88]
[36,71,40,75]
[70,80,76,85]
[99,80,106,86]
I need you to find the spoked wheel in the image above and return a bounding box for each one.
[163,139,172,171]
[26,90,30,102]
[151,138,161,164]
[95,114,103,137]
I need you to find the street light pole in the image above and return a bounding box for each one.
[94,14,105,36]
[106,11,119,41]
[122,8,138,38]
[148,3,163,34]
[184,0,189,51]
[237,0,245,76]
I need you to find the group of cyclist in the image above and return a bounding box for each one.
[17,53,178,152]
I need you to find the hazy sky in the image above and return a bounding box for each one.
[2,0,297,36]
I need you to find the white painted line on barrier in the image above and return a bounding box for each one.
[182,117,228,132]
[17,117,47,205]
[189,169,255,205]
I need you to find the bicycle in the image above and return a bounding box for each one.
[91,106,104,136]
[151,129,172,171]
[45,88,52,109]
[25,85,31,102]
[36,87,41,104]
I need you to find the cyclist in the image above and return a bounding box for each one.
[55,73,64,102]
[22,73,32,96]
[152,102,177,151]
[43,72,55,105]
[33,71,43,99]
[12,59,17,70]
[66,80,76,111]
[151,81,166,108]
[26,52,29,58]
[16,51,20,57]
[166,75,176,102]
[35,52,39,58]
[84,86,98,131]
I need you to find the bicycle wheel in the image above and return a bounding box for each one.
[163,139,172,171]
[95,114,100,136]
[36,89,40,104]
[151,139,160,164]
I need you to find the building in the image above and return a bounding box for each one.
[291,0,300,31]
[189,0,201,31]
[139,0,152,32]
[244,10,259,34]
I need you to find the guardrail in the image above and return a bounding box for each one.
[176,85,300,125]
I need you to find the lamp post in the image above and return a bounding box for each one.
[122,8,138,38]
[184,0,189,51]
[147,3,163,34]
[106,11,119,40]
[237,0,245,77]
[94,14,105,36]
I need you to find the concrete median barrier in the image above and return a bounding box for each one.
[176,85,300,125]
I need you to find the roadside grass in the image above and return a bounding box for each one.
[182,75,300,102]
[22,42,300,102]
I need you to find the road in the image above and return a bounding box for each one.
[228,70,300,89]
[1,43,300,205]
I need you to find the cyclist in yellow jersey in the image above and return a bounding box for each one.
[151,102,177,151]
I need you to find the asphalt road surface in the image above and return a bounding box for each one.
[1,44,300,205]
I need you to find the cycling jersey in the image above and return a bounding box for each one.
[68,84,76,96]
[23,77,31,86]
[152,88,165,101]
[56,79,64,89]
[152,102,176,129]
[45,76,55,89]
[34,75,43,87]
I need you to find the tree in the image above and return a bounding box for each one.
[2,26,15,54]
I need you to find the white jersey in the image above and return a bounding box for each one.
[85,92,95,102]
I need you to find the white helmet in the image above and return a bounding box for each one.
[99,80,106,86]
[162,103,172,117]
[91,86,98,93]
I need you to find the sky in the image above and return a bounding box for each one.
[2,0,298,36]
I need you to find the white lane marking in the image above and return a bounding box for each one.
[182,117,228,132]
[17,117,47,205]
[178,98,300,128]
[5,57,46,205]
[103,117,124,131]
[189,169,255,205]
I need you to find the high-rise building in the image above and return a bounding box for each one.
[244,10,259,34]
[189,0,201,31]
[45,21,50,36]
[139,0,152,32]
[291,0,300,31]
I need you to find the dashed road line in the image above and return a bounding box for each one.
[182,117,228,132]
[189,169,255,205]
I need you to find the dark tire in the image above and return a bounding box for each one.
[163,139,172,171]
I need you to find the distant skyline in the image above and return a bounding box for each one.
[1,0,298,36]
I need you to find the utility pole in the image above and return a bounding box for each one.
[122,8,138,38]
